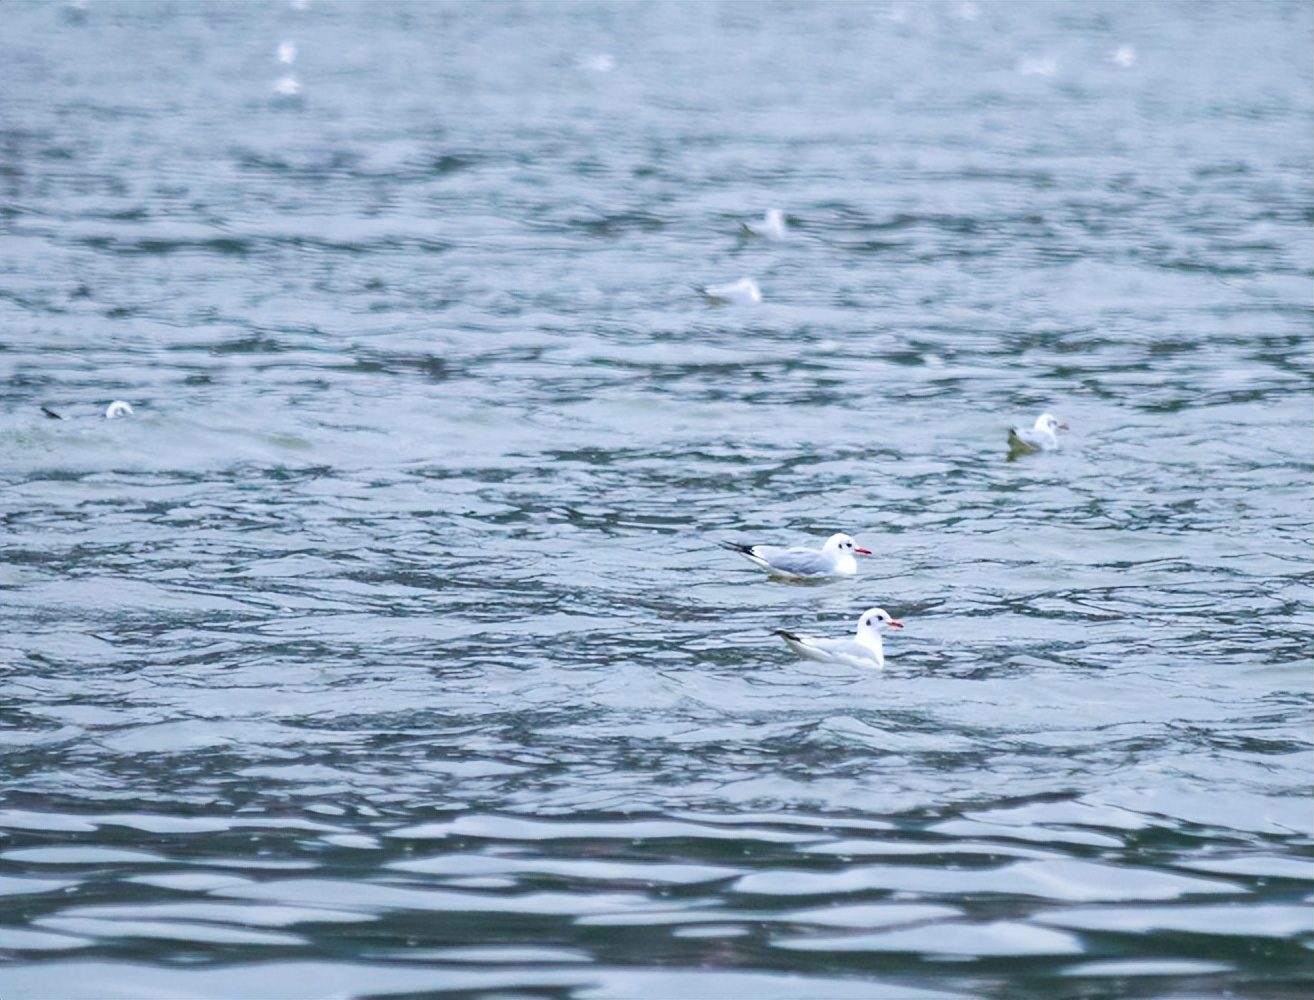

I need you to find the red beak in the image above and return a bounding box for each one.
[855,547,872,556]
[888,619,903,628]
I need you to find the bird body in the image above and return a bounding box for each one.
[776,607,903,669]
[719,532,870,579]
[1008,412,1067,460]
[743,208,788,242]
[702,277,762,305]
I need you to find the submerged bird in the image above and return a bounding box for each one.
[1007,411,1067,460]
[40,401,135,420]
[743,208,788,242]
[776,607,903,669]
[719,532,871,580]
[702,277,762,305]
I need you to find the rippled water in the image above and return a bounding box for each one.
[2,2,1312,997]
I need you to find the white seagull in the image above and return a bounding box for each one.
[719,532,871,580]
[1007,411,1067,460]
[776,607,903,669]
[743,208,788,242]
[702,277,762,305]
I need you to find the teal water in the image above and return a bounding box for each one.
[1,2,1311,997]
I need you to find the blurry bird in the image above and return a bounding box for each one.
[743,208,788,242]
[702,277,761,305]
[1008,412,1067,460]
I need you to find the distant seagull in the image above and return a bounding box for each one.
[743,208,788,242]
[702,277,761,305]
[41,401,135,419]
[776,607,903,669]
[719,532,871,580]
[1008,412,1067,460]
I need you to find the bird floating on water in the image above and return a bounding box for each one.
[743,208,788,242]
[40,401,135,420]
[719,532,871,580]
[1008,411,1067,461]
[776,607,903,669]
[702,277,761,305]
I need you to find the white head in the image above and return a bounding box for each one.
[824,533,872,557]
[858,607,903,633]
[1034,412,1068,435]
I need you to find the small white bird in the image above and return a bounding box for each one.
[776,607,903,669]
[719,532,871,580]
[105,400,134,419]
[1007,411,1067,460]
[743,208,788,242]
[702,277,762,305]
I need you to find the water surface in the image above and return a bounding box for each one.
[1,2,1311,997]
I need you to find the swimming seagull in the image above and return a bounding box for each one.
[1007,412,1067,460]
[743,208,788,242]
[776,607,903,669]
[105,400,134,419]
[719,532,871,580]
[702,277,761,305]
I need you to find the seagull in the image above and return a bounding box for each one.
[776,607,903,669]
[1007,412,1067,460]
[719,532,871,580]
[105,400,135,419]
[702,277,761,305]
[743,208,788,242]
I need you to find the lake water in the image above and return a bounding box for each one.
[2,2,1311,997]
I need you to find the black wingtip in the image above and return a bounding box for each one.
[774,628,800,642]
[41,406,64,420]
[718,540,753,555]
